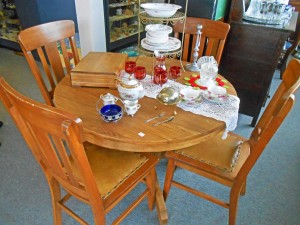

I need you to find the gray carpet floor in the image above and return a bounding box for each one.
[0,47,300,225]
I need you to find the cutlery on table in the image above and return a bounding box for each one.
[145,112,165,123]
[153,116,175,126]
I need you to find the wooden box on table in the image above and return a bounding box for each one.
[70,52,128,88]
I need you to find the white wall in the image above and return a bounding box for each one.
[74,0,107,56]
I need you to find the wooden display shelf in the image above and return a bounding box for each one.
[109,2,136,8]
[110,30,141,43]
[109,14,137,22]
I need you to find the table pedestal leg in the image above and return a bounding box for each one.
[155,175,168,225]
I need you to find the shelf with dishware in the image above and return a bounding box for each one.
[110,29,140,43]
[106,0,144,51]
[0,0,21,51]
[109,14,137,23]
[108,1,137,8]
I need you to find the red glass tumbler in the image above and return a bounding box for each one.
[153,67,168,85]
[125,61,136,75]
[169,66,181,80]
[134,66,146,80]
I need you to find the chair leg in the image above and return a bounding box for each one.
[163,159,176,201]
[145,168,157,211]
[48,177,63,225]
[240,179,247,196]
[91,206,106,225]
[228,184,243,225]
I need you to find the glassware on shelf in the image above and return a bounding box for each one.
[243,0,294,25]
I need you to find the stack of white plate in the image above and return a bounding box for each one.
[141,24,181,51]
[145,24,172,45]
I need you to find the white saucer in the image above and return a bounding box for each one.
[202,91,229,103]
[141,37,181,51]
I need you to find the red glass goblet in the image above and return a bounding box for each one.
[134,66,146,80]
[125,61,136,75]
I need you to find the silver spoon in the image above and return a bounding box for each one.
[153,116,175,126]
[144,112,165,123]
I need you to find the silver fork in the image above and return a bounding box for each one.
[153,116,175,126]
[144,112,165,123]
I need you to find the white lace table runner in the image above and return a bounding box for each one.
[140,75,240,139]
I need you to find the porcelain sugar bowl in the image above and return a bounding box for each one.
[99,93,119,105]
[115,70,145,101]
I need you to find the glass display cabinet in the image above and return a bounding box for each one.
[0,0,21,51]
[104,0,153,51]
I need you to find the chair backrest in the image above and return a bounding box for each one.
[173,17,230,63]
[18,20,80,106]
[0,77,103,210]
[238,59,300,181]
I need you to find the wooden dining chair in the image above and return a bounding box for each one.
[0,76,159,225]
[173,17,230,64]
[18,20,80,106]
[163,58,300,225]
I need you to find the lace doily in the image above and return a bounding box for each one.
[140,75,240,139]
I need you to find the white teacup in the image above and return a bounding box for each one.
[208,85,227,98]
[180,88,201,104]
[123,100,141,116]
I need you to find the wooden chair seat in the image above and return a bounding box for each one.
[169,132,250,178]
[72,143,151,200]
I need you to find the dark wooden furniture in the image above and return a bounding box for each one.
[219,0,298,126]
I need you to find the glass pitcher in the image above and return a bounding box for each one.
[153,54,167,85]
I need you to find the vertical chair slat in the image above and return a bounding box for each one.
[37,47,56,91]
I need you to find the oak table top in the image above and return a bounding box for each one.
[54,55,236,153]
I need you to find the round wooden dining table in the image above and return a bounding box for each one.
[54,56,236,152]
[54,55,237,225]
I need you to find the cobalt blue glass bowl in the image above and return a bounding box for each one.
[99,104,123,122]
